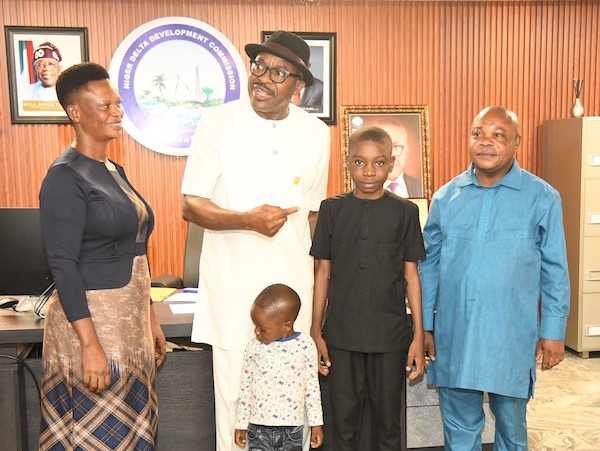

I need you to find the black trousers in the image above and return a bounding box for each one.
[328,346,406,451]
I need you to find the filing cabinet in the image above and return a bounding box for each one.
[543,117,600,357]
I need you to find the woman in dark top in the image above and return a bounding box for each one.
[38,62,166,450]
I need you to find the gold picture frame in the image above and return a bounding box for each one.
[340,105,431,198]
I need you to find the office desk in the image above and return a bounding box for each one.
[0,302,215,451]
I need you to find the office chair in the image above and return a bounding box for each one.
[151,222,204,289]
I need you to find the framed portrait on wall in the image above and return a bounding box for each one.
[340,105,432,199]
[262,31,337,125]
[5,26,89,124]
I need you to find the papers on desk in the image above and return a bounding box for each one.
[150,287,177,302]
[164,291,198,303]
[169,303,196,315]
[162,291,198,314]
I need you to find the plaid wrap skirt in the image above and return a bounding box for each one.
[39,256,158,451]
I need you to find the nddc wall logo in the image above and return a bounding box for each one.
[109,17,246,156]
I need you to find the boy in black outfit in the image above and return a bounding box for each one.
[310,126,426,451]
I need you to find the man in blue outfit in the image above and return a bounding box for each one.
[419,106,570,450]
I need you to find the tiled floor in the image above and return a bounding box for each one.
[527,350,600,450]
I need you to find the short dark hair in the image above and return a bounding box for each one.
[348,126,392,155]
[56,62,110,111]
[253,283,301,323]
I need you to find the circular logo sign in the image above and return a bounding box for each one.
[109,17,247,156]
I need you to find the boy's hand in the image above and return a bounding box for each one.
[310,425,324,448]
[312,334,331,376]
[424,331,436,368]
[406,338,425,380]
[234,428,247,448]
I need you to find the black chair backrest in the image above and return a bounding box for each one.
[182,222,204,288]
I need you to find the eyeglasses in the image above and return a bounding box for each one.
[250,60,302,84]
[35,60,60,71]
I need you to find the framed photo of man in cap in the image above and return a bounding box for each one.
[5,26,89,124]
[262,31,336,125]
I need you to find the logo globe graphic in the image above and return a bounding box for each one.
[109,17,247,156]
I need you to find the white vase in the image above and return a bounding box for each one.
[571,97,584,118]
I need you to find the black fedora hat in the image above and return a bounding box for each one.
[245,30,314,87]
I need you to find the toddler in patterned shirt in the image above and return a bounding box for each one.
[234,283,324,450]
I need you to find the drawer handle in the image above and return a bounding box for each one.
[586,326,600,336]
[589,155,600,166]
[587,214,600,224]
[586,270,600,281]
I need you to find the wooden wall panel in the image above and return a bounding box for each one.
[1,0,599,279]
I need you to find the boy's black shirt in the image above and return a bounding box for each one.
[310,191,425,352]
